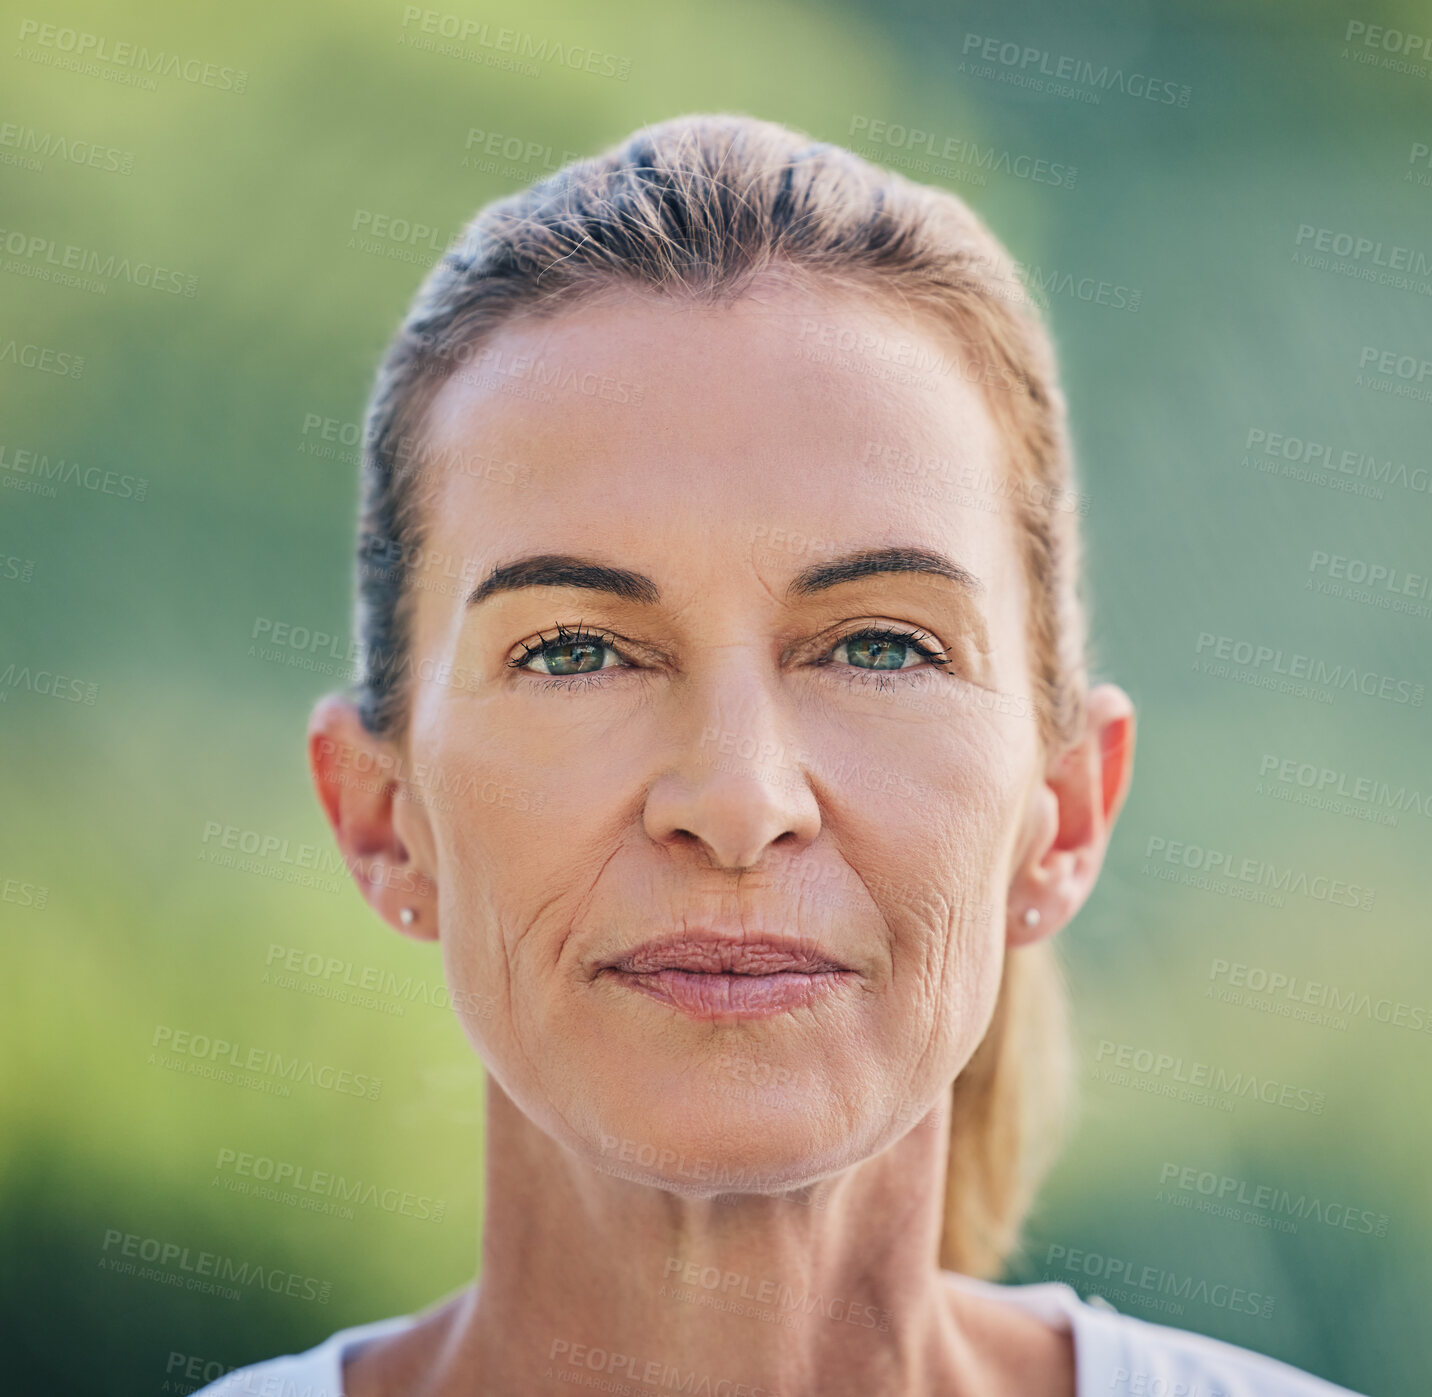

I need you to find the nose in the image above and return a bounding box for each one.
[642,660,821,871]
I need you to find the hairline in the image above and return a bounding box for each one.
[367,265,1051,750]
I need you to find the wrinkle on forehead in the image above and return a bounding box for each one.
[418,281,1004,507]
[405,281,1031,721]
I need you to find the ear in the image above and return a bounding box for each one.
[1006,682,1136,948]
[307,693,438,941]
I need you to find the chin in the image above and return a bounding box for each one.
[575,1072,892,1197]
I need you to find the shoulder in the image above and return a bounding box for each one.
[1071,1295,1368,1397]
[188,1346,339,1397]
[189,1315,418,1397]
[940,1270,1367,1397]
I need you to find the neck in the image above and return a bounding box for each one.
[434,1074,1001,1397]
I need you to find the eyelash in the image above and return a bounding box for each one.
[506,621,954,692]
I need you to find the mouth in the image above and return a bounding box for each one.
[599,932,853,1021]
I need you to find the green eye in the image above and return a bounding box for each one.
[509,622,950,688]
[530,639,614,675]
[833,627,946,671]
[511,624,620,676]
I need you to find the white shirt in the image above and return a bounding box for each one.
[191,1272,1367,1396]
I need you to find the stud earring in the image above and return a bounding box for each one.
[1021,907,1041,929]
[399,907,417,927]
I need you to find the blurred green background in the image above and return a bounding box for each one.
[2,0,1429,1391]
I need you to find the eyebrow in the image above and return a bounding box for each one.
[466,546,984,608]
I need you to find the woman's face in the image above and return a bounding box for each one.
[395,281,1050,1190]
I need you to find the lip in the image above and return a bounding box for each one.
[601,931,853,1021]
[607,931,850,976]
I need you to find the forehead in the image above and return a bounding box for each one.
[415,281,1017,594]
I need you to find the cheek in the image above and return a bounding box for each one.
[406,721,559,1028]
[413,661,1033,1074]
[411,693,558,876]
[892,724,1032,1007]
[415,729,647,1067]
[866,709,1030,888]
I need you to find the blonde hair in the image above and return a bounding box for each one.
[354,112,1089,1278]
